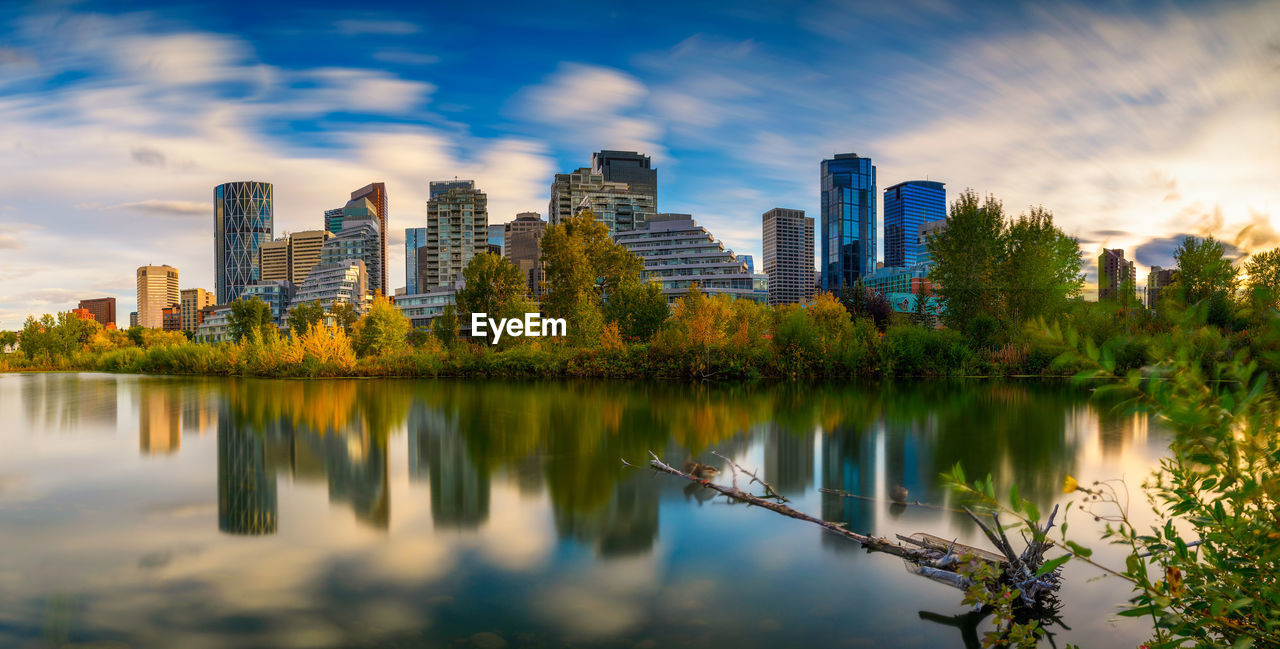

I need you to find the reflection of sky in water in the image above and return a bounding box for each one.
[0,373,1169,648]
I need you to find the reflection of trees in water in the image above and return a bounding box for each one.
[19,373,118,433]
[409,403,489,529]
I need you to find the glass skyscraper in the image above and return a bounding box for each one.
[883,180,945,268]
[405,227,427,294]
[215,181,273,304]
[820,154,876,292]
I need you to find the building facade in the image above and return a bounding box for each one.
[180,288,216,333]
[394,284,459,329]
[324,197,384,296]
[864,264,934,296]
[762,207,815,305]
[422,180,488,290]
[259,238,291,283]
[1099,248,1137,301]
[162,306,183,332]
[291,260,369,315]
[243,281,297,327]
[592,150,656,208]
[289,230,331,285]
[883,180,945,268]
[614,213,763,303]
[548,168,602,226]
[137,265,179,329]
[915,219,947,267]
[194,305,232,343]
[405,227,427,295]
[504,212,547,298]
[820,154,876,292]
[1147,266,1176,310]
[577,184,654,237]
[321,215,381,297]
[215,181,273,304]
[349,183,388,296]
[77,297,116,328]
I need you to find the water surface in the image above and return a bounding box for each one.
[0,374,1165,648]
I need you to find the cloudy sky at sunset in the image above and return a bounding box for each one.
[1,0,1277,327]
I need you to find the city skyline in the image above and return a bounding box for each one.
[1,0,1278,327]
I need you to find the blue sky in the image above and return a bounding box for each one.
[1,0,1278,327]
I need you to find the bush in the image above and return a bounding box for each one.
[882,325,970,376]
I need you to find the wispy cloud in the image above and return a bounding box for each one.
[113,200,209,217]
[333,19,420,36]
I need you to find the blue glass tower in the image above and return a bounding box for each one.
[883,180,946,268]
[215,181,273,304]
[405,227,427,294]
[820,154,876,292]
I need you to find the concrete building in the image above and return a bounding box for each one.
[1099,248,1137,302]
[162,305,182,332]
[422,180,488,290]
[180,289,216,333]
[259,238,291,283]
[243,281,297,328]
[548,168,603,226]
[394,284,459,329]
[77,297,116,328]
[576,183,654,237]
[194,305,232,343]
[291,260,368,316]
[820,154,876,292]
[614,213,764,303]
[129,312,138,328]
[504,212,546,298]
[137,265,179,329]
[349,183,388,296]
[289,230,331,285]
[405,227,427,295]
[324,197,384,296]
[1147,266,1176,310]
[762,207,815,305]
[215,181,273,304]
[884,181,946,268]
[592,150,657,208]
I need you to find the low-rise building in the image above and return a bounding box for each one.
[291,260,369,317]
[394,283,460,329]
[243,281,297,329]
[194,305,233,343]
[162,305,183,332]
[614,213,764,303]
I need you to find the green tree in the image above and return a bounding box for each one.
[540,211,643,330]
[1002,206,1084,324]
[456,252,527,319]
[227,297,275,343]
[432,303,459,347]
[0,330,17,351]
[1171,236,1238,327]
[911,291,932,326]
[928,191,1006,332]
[1243,247,1280,313]
[603,280,669,341]
[330,301,359,335]
[288,300,326,338]
[353,295,410,356]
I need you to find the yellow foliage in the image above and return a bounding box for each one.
[600,322,625,352]
[300,322,357,373]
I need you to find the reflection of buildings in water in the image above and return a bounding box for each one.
[139,385,181,454]
[20,374,118,433]
[217,408,278,535]
[409,404,489,529]
[762,424,814,495]
[820,425,876,551]
[553,473,659,558]
[264,422,390,530]
[1097,411,1149,458]
[181,387,217,436]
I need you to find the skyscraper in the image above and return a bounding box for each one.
[504,212,546,297]
[1099,248,1136,302]
[259,238,291,283]
[289,230,331,284]
[404,227,427,294]
[576,183,654,237]
[180,288,215,333]
[422,180,488,289]
[820,154,876,292]
[762,207,815,305]
[349,182,388,295]
[77,297,116,328]
[883,180,945,268]
[136,265,179,329]
[324,196,385,296]
[321,215,381,298]
[548,167,603,226]
[592,150,657,208]
[487,224,505,255]
[215,181,273,303]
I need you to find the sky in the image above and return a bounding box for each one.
[0,0,1278,327]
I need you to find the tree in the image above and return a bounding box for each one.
[289,300,326,338]
[0,330,17,351]
[1172,236,1239,327]
[456,252,527,319]
[540,211,643,328]
[929,191,1006,332]
[353,295,410,356]
[602,280,669,342]
[1244,248,1280,313]
[911,291,932,326]
[432,303,459,347]
[330,301,359,335]
[1001,206,1084,324]
[227,297,274,343]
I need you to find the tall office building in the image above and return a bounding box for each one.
[324,196,385,296]
[615,214,764,303]
[820,154,876,292]
[77,297,116,328]
[504,212,546,297]
[422,180,488,289]
[180,288,215,333]
[592,150,657,208]
[259,238,291,283]
[349,183,388,295]
[883,181,945,268]
[763,207,815,305]
[136,265,179,329]
[915,219,947,267]
[1099,248,1136,302]
[548,167,603,226]
[289,230,331,284]
[215,181,273,304]
[405,227,427,294]
[577,184,654,237]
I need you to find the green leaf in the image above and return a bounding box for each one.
[1064,540,1093,558]
[1009,483,1020,512]
[1035,554,1070,577]
[1117,605,1160,618]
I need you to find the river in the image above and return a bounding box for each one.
[0,373,1165,648]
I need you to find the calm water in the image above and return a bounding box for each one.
[0,373,1166,648]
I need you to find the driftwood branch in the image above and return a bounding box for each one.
[711,451,789,502]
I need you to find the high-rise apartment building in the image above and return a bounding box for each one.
[820,154,876,292]
[349,183,388,295]
[1099,248,1137,301]
[321,215,381,297]
[405,227,427,294]
[77,297,116,328]
[259,238,291,283]
[137,265,179,329]
[487,224,505,255]
[504,212,547,297]
[324,196,384,296]
[289,230,331,284]
[1147,266,1176,310]
[422,180,488,289]
[548,168,602,226]
[215,181,273,304]
[614,214,763,303]
[884,181,945,268]
[762,207,815,305]
[577,184,654,237]
[180,288,216,333]
[292,260,368,314]
[592,150,657,208]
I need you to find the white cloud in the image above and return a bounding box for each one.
[515,63,665,161]
[334,19,420,36]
